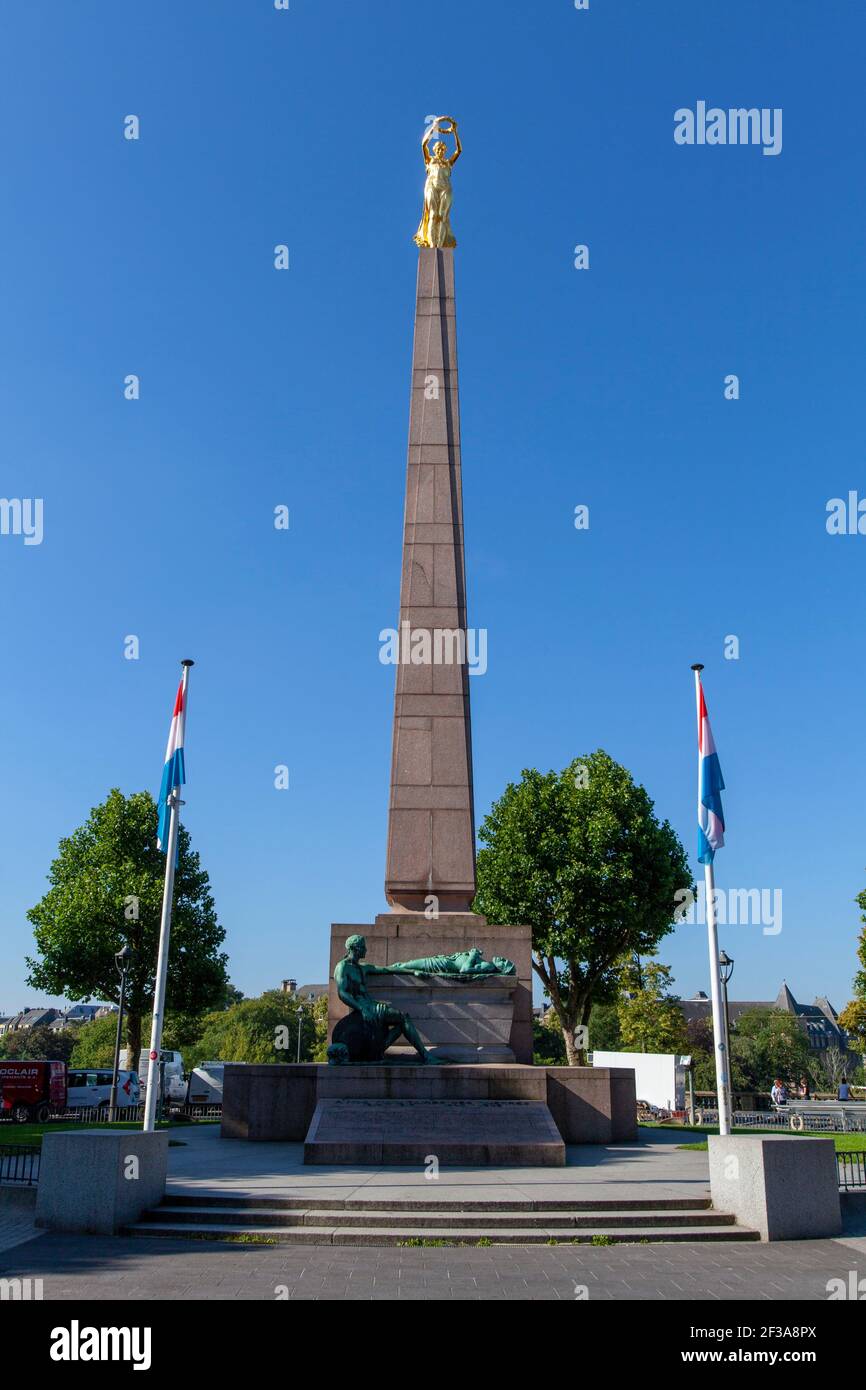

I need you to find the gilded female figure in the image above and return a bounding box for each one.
[414,116,462,249]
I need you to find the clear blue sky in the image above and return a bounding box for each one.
[1,1,863,1018]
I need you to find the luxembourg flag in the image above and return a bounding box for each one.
[157,678,187,851]
[696,681,725,865]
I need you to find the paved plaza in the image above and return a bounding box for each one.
[1,1126,864,1300]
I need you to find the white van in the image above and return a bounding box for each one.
[120,1049,187,1102]
[185,1062,225,1106]
[66,1068,141,1111]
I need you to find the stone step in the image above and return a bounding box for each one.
[125,1221,760,1246]
[142,1204,737,1231]
[161,1192,713,1213]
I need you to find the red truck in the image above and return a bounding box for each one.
[0,1060,67,1123]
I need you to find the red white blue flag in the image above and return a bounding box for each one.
[157,679,186,851]
[697,682,725,865]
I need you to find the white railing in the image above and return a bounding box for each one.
[693,1107,866,1133]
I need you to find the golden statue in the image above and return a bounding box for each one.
[414,116,462,249]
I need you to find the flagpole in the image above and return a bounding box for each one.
[691,663,731,1138]
[143,659,194,1134]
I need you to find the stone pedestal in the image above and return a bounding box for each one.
[221,1062,637,1161]
[708,1135,841,1241]
[365,971,517,1063]
[328,913,533,1064]
[305,1098,565,1166]
[35,1130,168,1235]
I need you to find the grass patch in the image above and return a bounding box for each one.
[226,1233,280,1245]
[677,1132,863,1153]
[0,1117,202,1150]
[397,1238,455,1248]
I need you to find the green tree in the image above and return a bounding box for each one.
[730,1008,815,1092]
[0,1025,76,1062]
[533,1009,567,1065]
[474,751,692,1064]
[184,990,327,1071]
[68,1014,118,1067]
[587,1001,623,1053]
[839,999,866,1053]
[617,960,689,1054]
[26,789,228,1065]
[839,890,866,1056]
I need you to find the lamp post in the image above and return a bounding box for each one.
[109,944,134,1123]
[296,993,316,1063]
[718,950,735,1122]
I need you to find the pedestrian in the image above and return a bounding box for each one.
[771,1077,788,1107]
[838,1076,851,1102]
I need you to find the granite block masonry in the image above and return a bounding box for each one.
[221,1063,637,1152]
[328,914,533,1064]
[35,1130,168,1235]
[708,1134,841,1241]
[385,247,475,914]
[220,204,634,1161]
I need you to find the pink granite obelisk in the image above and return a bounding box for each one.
[327,243,533,1065]
[384,247,475,912]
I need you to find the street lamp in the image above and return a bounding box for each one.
[718,950,734,1121]
[296,992,316,1063]
[109,945,134,1123]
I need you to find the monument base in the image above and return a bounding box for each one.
[328,913,533,1064]
[708,1134,841,1241]
[304,1098,565,1166]
[222,1062,637,1160]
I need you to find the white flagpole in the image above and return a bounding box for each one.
[691,664,731,1138]
[143,659,194,1134]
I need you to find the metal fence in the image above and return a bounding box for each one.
[693,1108,866,1134]
[51,1104,147,1124]
[0,1144,40,1185]
[837,1152,866,1190]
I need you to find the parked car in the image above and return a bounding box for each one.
[0,1059,67,1123]
[66,1068,141,1111]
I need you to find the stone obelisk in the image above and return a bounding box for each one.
[384,245,476,912]
[327,119,533,1063]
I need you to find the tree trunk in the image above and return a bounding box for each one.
[561,1024,581,1067]
[126,1012,142,1068]
[562,999,592,1066]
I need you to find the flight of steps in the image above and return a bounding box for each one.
[124,1193,759,1246]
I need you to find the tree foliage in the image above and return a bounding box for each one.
[26,789,227,1063]
[68,1014,119,1067]
[617,961,689,1054]
[690,1007,815,1095]
[474,751,692,1063]
[839,888,866,1055]
[184,990,328,1071]
[532,1010,567,1066]
[0,1025,76,1062]
[587,1000,623,1053]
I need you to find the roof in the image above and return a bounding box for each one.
[680,983,848,1047]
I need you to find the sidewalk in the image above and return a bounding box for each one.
[165,1122,712,1206]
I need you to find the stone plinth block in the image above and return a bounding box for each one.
[304,1097,565,1167]
[328,913,533,1064]
[708,1135,841,1241]
[546,1067,638,1144]
[35,1130,168,1235]
[221,1061,635,1157]
[371,971,517,1062]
